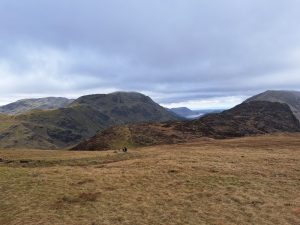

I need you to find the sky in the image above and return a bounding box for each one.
[0,0,300,109]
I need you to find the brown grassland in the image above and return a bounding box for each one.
[0,134,300,225]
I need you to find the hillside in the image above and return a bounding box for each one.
[72,122,187,150]
[0,97,74,115]
[1,135,300,225]
[0,92,180,149]
[245,90,300,121]
[73,101,300,150]
[180,101,300,138]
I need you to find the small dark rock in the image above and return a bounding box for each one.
[20,160,30,164]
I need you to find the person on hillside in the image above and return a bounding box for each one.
[122,147,128,152]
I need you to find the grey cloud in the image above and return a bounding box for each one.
[0,0,300,107]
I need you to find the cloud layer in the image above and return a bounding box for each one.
[0,0,300,108]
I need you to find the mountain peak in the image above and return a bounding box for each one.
[245,90,300,121]
[70,92,158,111]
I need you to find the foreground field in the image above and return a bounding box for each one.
[0,134,300,225]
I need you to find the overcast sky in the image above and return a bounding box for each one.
[0,0,300,109]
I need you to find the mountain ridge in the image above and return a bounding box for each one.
[0,92,180,149]
[73,100,300,150]
[2,90,300,150]
[0,97,74,115]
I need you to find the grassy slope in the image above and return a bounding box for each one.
[0,114,17,132]
[0,105,112,149]
[1,134,300,225]
[16,105,110,136]
[72,122,188,150]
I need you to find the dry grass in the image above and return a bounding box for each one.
[0,134,300,225]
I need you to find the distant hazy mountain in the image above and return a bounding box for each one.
[169,107,223,119]
[73,100,300,150]
[245,90,300,121]
[0,97,74,115]
[169,107,194,117]
[0,92,180,149]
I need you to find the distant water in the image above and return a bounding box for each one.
[186,113,204,119]
[185,109,224,119]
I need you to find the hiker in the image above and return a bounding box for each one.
[122,147,128,152]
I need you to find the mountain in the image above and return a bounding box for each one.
[0,92,180,149]
[70,92,181,123]
[245,90,300,121]
[169,107,195,117]
[169,107,223,119]
[180,101,300,138]
[73,101,300,150]
[0,97,74,115]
